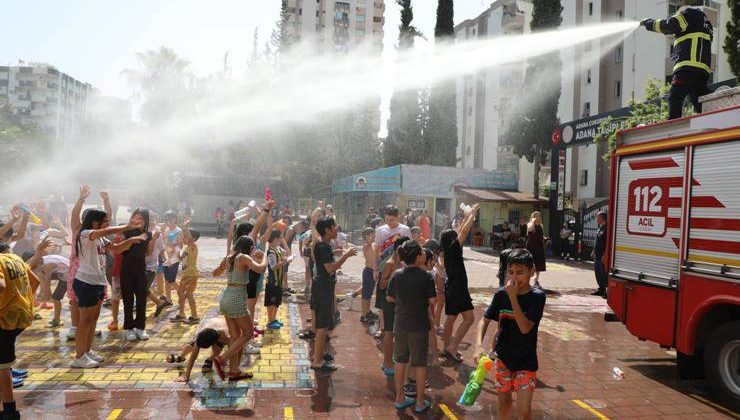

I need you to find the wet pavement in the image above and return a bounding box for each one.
[13,237,739,419]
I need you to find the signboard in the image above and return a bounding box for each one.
[401,165,517,198]
[556,107,631,148]
[557,150,566,211]
[581,199,609,249]
[332,166,401,194]
[407,196,426,209]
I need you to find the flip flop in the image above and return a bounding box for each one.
[201,359,213,373]
[227,371,254,381]
[212,357,226,381]
[414,400,431,413]
[311,363,337,372]
[381,366,395,376]
[394,397,415,410]
[441,350,463,363]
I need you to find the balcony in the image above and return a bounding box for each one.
[502,11,524,32]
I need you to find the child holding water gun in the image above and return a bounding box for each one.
[474,248,545,420]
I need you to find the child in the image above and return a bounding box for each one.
[0,242,40,419]
[170,318,230,382]
[410,226,424,245]
[162,211,183,305]
[378,235,410,376]
[474,248,546,420]
[440,203,480,363]
[264,229,286,329]
[212,235,266,381]
[424,239,445,335]
[359,227,378,323]
[72,210,145,368]
[310,216,357,371]
[386,240,436,414]
[171,227,200,324]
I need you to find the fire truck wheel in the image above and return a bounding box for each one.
[677,351,704,380]
[704,320,740,412]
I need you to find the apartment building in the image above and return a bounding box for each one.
[285,0,385,53]
[0,63,90,142]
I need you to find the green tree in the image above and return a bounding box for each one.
[724,0,740,80]
[593,79,676,158]
[0,103,50,184]
[384,0,425,166]
[505,0,562,198]
[424,0,458,166]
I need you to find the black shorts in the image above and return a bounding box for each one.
[383,301,395,332]
[52,277,67,301]
[444,289,474,316]
[375,284,385,310]
[393,330,429,367]
[247,275,259,299]
[264,282,282,307]
[72,278,105,308]
[362,267,375,300]
[163,262,179,283]
[312,282,334,329]
[0,328,24,369]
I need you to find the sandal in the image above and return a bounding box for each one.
[311,363,337,372]
[212,357,226,381]
[394,397,415,410]
[414,400,431,413]
[227,371,254,381]
[441,350,463,363]
[201,358,213,373]
[48,319,64,328]
[373,331,383,340]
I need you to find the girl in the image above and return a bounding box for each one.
[71,210,144,368]
[120,209,152,341]
[212,235,267,381]
[264,229,287,329]
[171,225,201,324]
[525,211,547,289]
[440,203,480,363]
[424,239,446,336]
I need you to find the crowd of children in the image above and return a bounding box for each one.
[0,189,547,419]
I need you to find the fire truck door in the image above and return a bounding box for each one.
[611,150,684,346]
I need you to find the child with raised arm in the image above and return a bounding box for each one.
[440,203,480,363]
[474,248,546,420]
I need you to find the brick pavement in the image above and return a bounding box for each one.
[11,237,738,419]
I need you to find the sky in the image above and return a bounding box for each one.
[0,0,490,98]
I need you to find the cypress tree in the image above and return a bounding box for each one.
[724,0,740,81]
[424,0,458,166]
[384,0,424,166]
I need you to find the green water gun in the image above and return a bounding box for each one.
[458,355,493,406]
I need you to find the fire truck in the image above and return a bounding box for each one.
[606,100,740,410]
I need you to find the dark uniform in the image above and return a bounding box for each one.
[642,7,713,119]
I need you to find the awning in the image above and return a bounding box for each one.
[457,188,548,204]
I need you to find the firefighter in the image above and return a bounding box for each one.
[640,4,713,119]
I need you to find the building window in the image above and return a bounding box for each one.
[356,29,365,36]
[588,2,593,16]
[583,102,591,117]
[468,106,473,116]
[316,10,319,17]
[586,69,591,84]
[617,10,623,19]
[373,16,382,23]
[466,145,472,156]
[508,210,520,225]
[615,80,622,98]
[356,14,366,23]
[580,170,588,186]
[615,45,623,63]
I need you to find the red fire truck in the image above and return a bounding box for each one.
[606,104,740,410]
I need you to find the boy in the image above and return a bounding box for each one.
[310,216,357,371]
[410,226,425,246]
[359,227,378,323]
[171,227,201,324]
[386,240,436,414]
[474,248,546,420]
[264,229,286,329]
[0,243,40,420]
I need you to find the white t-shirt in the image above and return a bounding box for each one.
[42,255,70,274]
[74,230,110,286]
[145,235,165,271]
[375,224,412,256]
